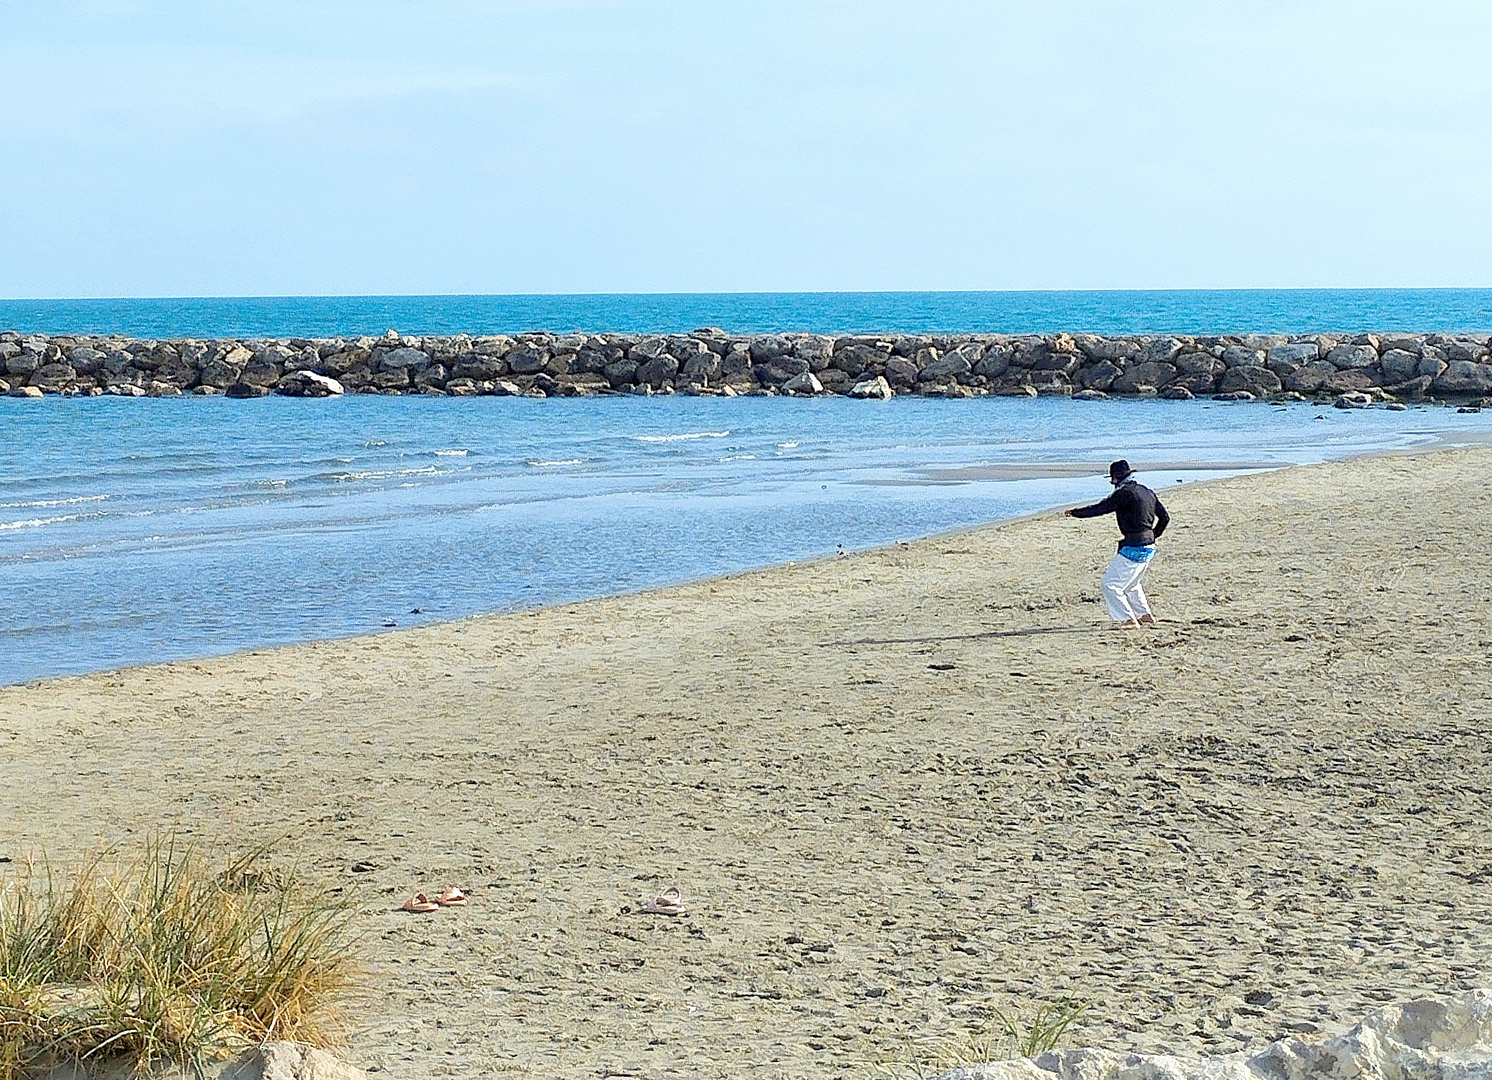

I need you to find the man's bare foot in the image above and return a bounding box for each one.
[1138,613,1158,626]
[1106,620,1142,631]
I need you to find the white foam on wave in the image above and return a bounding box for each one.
[0,494,112,510]
[719,455,757,462]
[528,458,584,467]
[634,431,730,443]
[777,441,800,449]
[0,514,85,530]
[434,449,469,456]
[321,466,443,483]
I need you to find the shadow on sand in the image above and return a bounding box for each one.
[820,624,1100,648]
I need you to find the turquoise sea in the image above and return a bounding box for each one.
[3,289,1492,339]
[4,290,1492,685]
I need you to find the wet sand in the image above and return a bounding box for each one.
[3,447,1491,1078]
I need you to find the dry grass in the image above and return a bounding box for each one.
[871,999,1090,1079]
[0,837,357,1079]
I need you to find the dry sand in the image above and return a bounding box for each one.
[3,447,1492,1079]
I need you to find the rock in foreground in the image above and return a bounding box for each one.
[939,991,1492,1080]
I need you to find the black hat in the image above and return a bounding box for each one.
[1109,459,1133,483]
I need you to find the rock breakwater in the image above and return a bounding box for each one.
[4,328,1492,404]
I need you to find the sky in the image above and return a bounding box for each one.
[2,1,1491,297]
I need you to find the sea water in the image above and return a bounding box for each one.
[3,289,1492,339]
[4,391,1491,685]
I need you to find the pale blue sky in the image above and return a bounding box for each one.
[3,1,1490,297]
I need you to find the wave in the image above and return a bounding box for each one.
[777,441,800,449]
[0,494,112,510]
[434,449,469,456]
[0,514,85,531]
[633,431,730,442]
[527,459,583,467]
[315,466,444,483]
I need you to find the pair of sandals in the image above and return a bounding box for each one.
[639,886,685,916]
[401,887,468,913]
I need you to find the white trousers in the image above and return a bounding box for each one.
[1100,552,1153,622]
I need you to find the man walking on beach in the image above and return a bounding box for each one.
[1065,460,1170,629]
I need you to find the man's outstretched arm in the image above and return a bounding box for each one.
[1153,499,1170,538]
[1067,493,1117,519]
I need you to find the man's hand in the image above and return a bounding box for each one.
[1063,508,1076,517]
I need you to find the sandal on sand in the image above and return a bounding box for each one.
[402,893,439,914]
[640,886,685,916]
[436,887,468,907]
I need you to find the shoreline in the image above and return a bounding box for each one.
[5,327,1492,402]
[2,446,1491,1077]
[5,429,1488,690]
[0,443,1438,690]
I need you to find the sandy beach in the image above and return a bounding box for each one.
[3,446,1491,1079]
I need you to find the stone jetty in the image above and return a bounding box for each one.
[4,328,1492,404]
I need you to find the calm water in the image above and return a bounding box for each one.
[4,392,1492,685]
[2,289,1492,339]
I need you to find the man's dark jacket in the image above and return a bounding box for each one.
[1071,480,1170,550]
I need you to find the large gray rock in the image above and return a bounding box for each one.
[1172,372,1219,396]
[973,346,1013,378]
[792,334,836,362]
[681,350,722,383]
[1434,360,1492,396]
[1220,345,1265,368]
[1323,368,1380,393]
[1111,361,1178,394]
[1077,360,1122,391]
[1267,342,1319,370]
[935,991,1492,1080]
[832,343,890,377]
[781,371,823,395]
[1284,360,1339,394]
[29,363,77,390]
[1075,336,1139,362]
[754,357,809,385]
[199,358,244,388]
[1218,366,1282,396]
[6,351,40,376]
[635,354,680,388]
[155,358,201,388]
[884,356,919,388]
[67,345,107,375]
[239,356,283,387]
[504,345,549,375]
[1418,348,1449,379]
[848,374,893,400]
[1445,339,1490,362]
[1174,352,1224,378]
[1380,348,1422,384]
[1327,342,1379,369]
[919,351,973,381]
[1141,338,1183,364]
[748,335,793,363]
[603,358,639,388]
[1032,351,1081,376]
[413,363,449,388]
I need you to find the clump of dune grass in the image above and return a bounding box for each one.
[0,837,357,1079]
[872,998,1090,1079]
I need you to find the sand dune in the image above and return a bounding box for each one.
[3,447,1491,1078]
